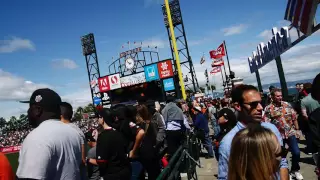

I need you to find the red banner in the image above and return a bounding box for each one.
[212,58,224,67]
[158,60,174,79]
[0,145,21,154]
[210,67,221,74]
[209,43,226,59]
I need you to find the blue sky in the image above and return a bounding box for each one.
[1,0,320,118]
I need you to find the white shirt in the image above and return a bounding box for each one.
[17,120,82,180]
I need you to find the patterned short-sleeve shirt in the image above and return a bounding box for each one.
[263,101,297,139]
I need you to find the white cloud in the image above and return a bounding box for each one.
[61,89,92,110]
[221,24,248,36]
[0,69,50,102]
[257,30,272,40]
[0,36,35,53]
[141,37,167,49]
[51,59,78,69]
[0,69,92,119]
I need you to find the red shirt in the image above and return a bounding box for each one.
[0,152,15,180]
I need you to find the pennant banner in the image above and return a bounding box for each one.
[209,43,226,59]
[210,67,221,74]
[211,58,224,67]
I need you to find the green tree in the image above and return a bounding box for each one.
[19,114,26,120]
[83,103,94,113]
[0,117,6,128]
[76,107,83,114]
[199,87,206,93]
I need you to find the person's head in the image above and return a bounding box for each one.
[217,108,237,133]
[296,83,301,91]
[271,88,282,104]
[21,88,62,128]
[137,104,151,122]
[228,124,281,180]
[220,98,229,107]
[60,102,73,122]
[97,108,113,128]
[312,73,320,102]
[300,83,304,90]
[303,83,312,94]
[232,85,263,124]
[269,86,275,93]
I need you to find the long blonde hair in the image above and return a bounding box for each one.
[228,124,280,180]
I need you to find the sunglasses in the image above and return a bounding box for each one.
[242,101,262,109]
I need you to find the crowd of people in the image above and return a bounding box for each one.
[0,117,98,148]
[0,72,319,180]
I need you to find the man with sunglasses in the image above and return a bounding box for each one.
[264,88,303,180]
[218,85,289,180]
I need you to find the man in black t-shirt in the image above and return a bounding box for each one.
[96,109,131,180]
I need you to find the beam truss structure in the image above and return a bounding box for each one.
[81,33,101,105]
[162,0,199,92]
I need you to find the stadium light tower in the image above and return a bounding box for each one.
[81,33,101,105]
[162,0,199,93]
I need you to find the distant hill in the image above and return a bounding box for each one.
[261,78,314,95]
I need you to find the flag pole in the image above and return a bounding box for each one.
[220,67,225,87]
[223,40,232,77]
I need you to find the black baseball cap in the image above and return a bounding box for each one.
[85,131,96,142]
[20,88,62,112]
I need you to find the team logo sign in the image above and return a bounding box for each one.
[163,78,175,92]
[108,74,121,90]
[157,60,173,79]
[98,76,110,92]
[144,64,160,82]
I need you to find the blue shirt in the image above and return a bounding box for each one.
[194,113,209,133]
[218,121,288,180]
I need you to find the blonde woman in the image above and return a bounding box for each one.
[228,124,283,180]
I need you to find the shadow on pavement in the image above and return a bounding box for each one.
[300,157,316,166]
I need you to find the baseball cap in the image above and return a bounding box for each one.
[218,108,236,122]
[20,88,62,112]
[193,106,202,112]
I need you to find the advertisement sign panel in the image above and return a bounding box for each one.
[158,60,174,79]
[108,73,121,90]
[120,72,146,87]
[98,76,110,92]
[144,64,160,82]
[93,97,102,106]
[163,78,175,92]
[0,145,21,154]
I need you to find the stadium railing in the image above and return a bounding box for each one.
[156,131,202,180]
